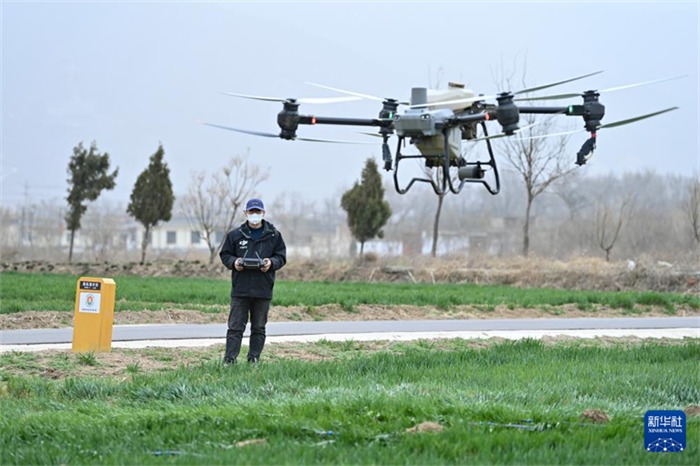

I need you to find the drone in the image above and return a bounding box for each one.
[201,72,682,196]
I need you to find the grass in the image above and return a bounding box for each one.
[1,271,698,315]
[1,339,698,465]
[125,362,141,375]
[75,352,97,367]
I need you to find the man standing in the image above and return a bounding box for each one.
[219,198,286,364]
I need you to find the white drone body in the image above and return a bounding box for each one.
[424,83,477,112]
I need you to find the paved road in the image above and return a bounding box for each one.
[2,317,698,345]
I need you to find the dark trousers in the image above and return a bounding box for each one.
[225,297,271,361]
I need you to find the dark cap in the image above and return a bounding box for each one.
[245,198,265,211]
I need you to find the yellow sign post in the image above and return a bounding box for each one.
[72,277,116,353]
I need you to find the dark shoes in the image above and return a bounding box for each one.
[224,357,260,365]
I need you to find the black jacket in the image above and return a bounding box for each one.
[219,220,287,299]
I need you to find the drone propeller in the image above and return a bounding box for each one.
[199,122,378,144]
[358,131,384,138]
[513,75,686,102]
[305,82,410,105]
[468,114,565,142]
[499,107,679,142]
[220,91,362,105]
[409,70,604,109]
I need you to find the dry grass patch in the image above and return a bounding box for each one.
[580,409,610,423]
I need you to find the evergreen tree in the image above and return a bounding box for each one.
[65,141,118,262]
[341,158,392,255]
[127,144,175,264]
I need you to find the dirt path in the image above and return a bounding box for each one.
[2,304,697,330]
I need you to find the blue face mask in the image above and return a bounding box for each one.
[247,213,263,225]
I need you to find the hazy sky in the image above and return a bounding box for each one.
[2,1,698,208]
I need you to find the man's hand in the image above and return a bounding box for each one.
[234,258,244,272]
[261,258,272,273]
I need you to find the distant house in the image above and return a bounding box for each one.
[122,215,228,253]
[421,230,470,256]
[50,214,228,257]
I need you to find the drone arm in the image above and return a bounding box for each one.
[298,115,391,128]
[452,112,494,125]
[518,106,599,165]
[517,106,572,115]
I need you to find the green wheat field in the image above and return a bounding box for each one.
[1,340,698,465]
[1,272,698,464]
[1,272,698,314]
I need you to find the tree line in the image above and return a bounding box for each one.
[0,150,700,262]
[61,142,273,265]
[2,141,696,265]
[64,142,173,264]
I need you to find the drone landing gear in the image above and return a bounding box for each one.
[392,123,501,196]
[392,136,448,195]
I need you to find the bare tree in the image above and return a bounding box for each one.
[423,66,463,258]
[593,193,635,261]
[269,192,316,244]
[428,66,446,90]
[495,59,578,256]
[554,171,588,221]
[421,164,460,257]
[181,151,269,263]
[0,207,18,258]
[18,182,36,248]
[34,201,65,255]
[181,171,226,263]
[683,174,700,244]
[83,201,123,261]
[217,154,270,252]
